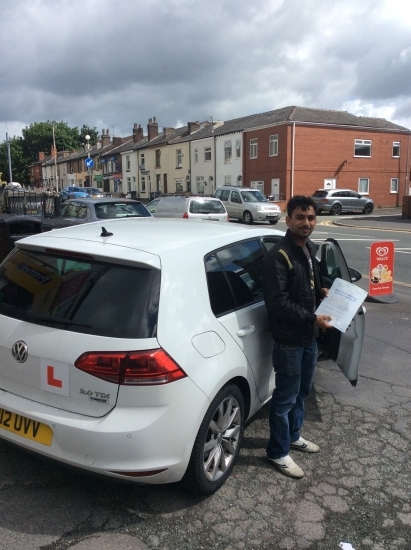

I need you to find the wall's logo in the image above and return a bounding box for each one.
[376,246,389,257]
[12,341,28,363]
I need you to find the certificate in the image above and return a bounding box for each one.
[315,278,368,333]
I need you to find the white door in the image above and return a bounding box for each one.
[324,178,336,189]
[271,178,280,199]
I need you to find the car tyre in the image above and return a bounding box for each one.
[243,211,253,224]
[316,208,322,215]
[182,384,245,495]
[363,203,374,214]
[331,203,342,215]
[269,220,278,225]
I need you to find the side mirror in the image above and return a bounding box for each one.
[349,267,362,282]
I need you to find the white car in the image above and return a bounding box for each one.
[0,219,364,494]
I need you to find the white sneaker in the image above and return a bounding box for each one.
[267,455,305,478]
[290,436,319,453]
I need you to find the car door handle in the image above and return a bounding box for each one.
[237,325,255,337]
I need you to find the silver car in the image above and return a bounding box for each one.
[59,198,152,223]
[215,186,282,225]
[311,189,374,215]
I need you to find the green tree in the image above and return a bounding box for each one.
[21,121,81,164]
[79,125,99,146]
[0,136,26,184]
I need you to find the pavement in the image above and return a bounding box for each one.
[330,207,411,233]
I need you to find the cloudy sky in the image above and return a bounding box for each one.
[2,0,411,140]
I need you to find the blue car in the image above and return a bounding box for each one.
[61,186,90,201]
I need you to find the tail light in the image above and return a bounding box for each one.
[320,198,329,203]
[183,212,188,219]
[75,349,187,385]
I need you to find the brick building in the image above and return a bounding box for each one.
[243,106,410,207]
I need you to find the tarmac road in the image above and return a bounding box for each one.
[0,210,410,550]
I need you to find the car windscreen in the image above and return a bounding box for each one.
[0,249,160,338]
[312,190,328,198]
[189,199,226,214]
[94,202,151,218]
[240,191,267,203]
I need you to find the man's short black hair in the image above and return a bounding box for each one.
[287,195,317,217]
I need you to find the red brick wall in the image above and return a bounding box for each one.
[243,124,410,207]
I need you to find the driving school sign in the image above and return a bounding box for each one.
[369,241,395,296]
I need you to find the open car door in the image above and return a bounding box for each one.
[316,238,365,386]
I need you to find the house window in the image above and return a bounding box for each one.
[358,178,370,194]
[127,177,131,192]
[126,155,131,170]
[96,157,101,170]
[224,141,232,163]
[204,147,211,161]
[250,138,258,159]
[141,176,146,192]
[194,149,198,163]
[196,176,204,194]
[224,175,232,185]
[390,178,399,193]
[354,139,372,157]
[175,178,183,193]
[392,142,400,157]
[155,149,161,168]
[269,134,279,156]
[78,159,83,171]
[140,154,145,168]
[156,173,161,190]
[176,149,182,168]
[235,139,241,158]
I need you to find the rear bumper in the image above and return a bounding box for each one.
[0,377,208,484]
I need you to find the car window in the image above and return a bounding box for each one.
[146,199,161,213]
[241,190,267,203]
[312,190,328,198]
[216,190,230,201]
[261,236,283,253]
[205,239,265,316]
[95,202,151,218]
[231,191,241,203]
[189,199,226,214]
[0,248,160,338]
[60,202,86,219]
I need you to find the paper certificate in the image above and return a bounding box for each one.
[315,278,368,333]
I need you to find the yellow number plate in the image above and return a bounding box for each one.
[0,408,53,446]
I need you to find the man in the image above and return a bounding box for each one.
[263,195,332,478]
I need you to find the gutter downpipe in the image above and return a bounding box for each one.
[291,122,296,198]
[405,131,410,197]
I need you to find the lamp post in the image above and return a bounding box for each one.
[85,134,91,187]
[5,130,12,183]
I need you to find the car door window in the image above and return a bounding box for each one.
[318,239,350,283]
[231,191,241,204]
[261,236,283,253]
[205,239,265,316]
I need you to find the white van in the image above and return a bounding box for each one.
[215,186,282,225]
[146,196,228,222]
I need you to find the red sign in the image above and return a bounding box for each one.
[369,241,395,296]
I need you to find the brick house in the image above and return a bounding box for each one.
[243,106,410,207]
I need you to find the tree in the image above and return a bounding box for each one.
[0,136,26,184]
[21,121,80,164]
[79,125,99,146]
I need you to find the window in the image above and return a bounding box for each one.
[96,157,101,170]
[126,155,131,171]
[175,178,183,193]
[127,177,131,192]
[250,138,258,159]
[392,142,400,157]
[156,174,161,189]
[269,134,279,156]
[194,149,198,163]
[141,176,146,192]
[140,154,145,168]
[354,139,372,157]
[224,141,232,163]
[235,139,241,158]
[224,175,231,185]
[155,149,161,168]
[204,147,211,162]
[205,239,265,316]
[176,149,182,168]
[196,176,204,194]
[358,178,370,194]
[78,159,83,171]
[390,178,399,193]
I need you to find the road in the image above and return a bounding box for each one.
[0,210,410,550]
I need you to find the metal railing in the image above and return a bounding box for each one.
[0,189,62,217]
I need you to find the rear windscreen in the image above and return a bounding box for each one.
[312,191,328,198]
[0,249,160,338]
[189,200,226,214]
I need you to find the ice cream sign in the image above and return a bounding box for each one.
[369,242,395,296]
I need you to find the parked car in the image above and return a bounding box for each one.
[4,182,22,190]
[83,187,105,199]
[61,186,90,201]
[215,186,282,224]
[146,195,228,222]
[0,220,364,494]
[59,198,152,223]
[311,189,374,215]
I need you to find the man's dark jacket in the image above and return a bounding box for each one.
[263,229,325,346]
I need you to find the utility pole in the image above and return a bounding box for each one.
[52,125,58,191]
[5,130,12,183]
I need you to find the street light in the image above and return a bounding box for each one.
[85,134,91,187]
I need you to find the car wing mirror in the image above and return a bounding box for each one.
[349,267,362,282]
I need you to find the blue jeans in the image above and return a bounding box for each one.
[266,339,318,459]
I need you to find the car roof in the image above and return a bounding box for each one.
[17,218,283,259]
[63,198,142,205]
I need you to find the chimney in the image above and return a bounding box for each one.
[147,117,159,141]
[188,121,200,134]
[163,127,176,138]
[113,136,123,146]
[133,123,144,143]
[51,146,57,158]
[101,128,111,147]
[39,152,45,161]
